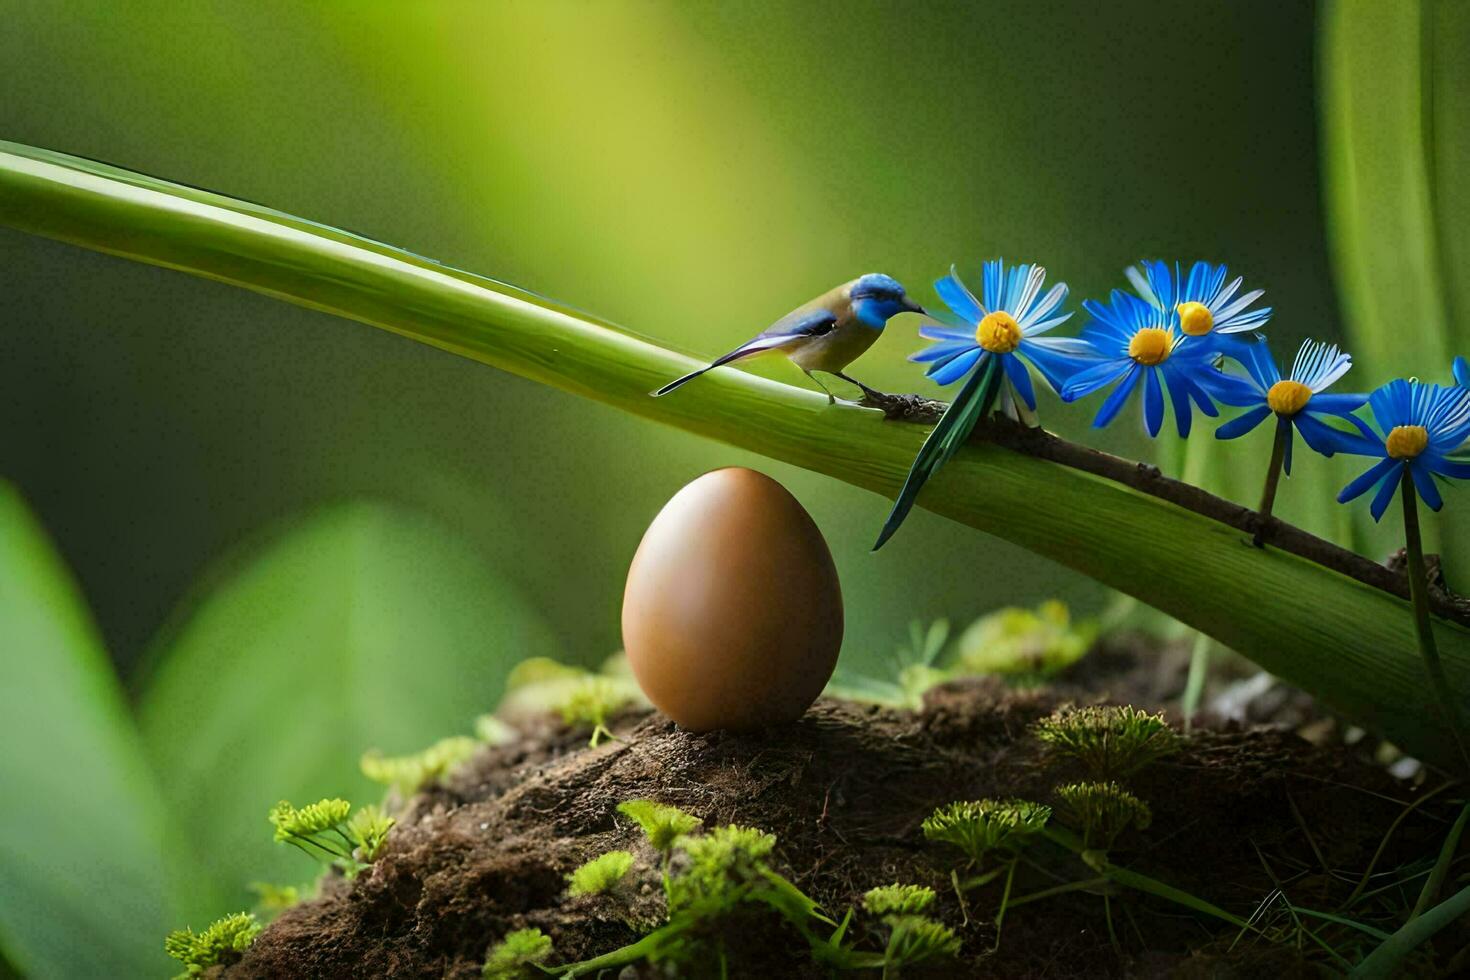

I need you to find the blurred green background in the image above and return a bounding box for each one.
[8,2,1467,976]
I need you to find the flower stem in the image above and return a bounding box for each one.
[1252,416,1290,547]
[1400,474,1470,774]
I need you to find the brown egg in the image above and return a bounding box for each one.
[621,468,844,732]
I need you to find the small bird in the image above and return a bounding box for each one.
[652,273,926,403]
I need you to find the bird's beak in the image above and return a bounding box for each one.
[902,297,928,316]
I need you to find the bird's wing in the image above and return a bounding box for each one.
[753,307,839,345]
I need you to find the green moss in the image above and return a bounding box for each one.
[164,912,260,976]
[566,850,635,897]
[268,797,394,876]
[482,927,554,979]
[360,735,480,796]
[1034,705,1180,779]
[1056,780,1152,849]
[346,804,396,862]
[862,883,935,917]
[617,799,702,852]
[880,915,961,972]
[954,600,1095,682]
[922,799,1051,865]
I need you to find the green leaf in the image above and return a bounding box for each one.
[2,141,1470,768]
[136,502,557,919]
[0,481,172,978]
[1320,0,1470,566]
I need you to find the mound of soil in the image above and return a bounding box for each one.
[228,644,1462,978]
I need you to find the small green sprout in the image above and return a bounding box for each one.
[269,797,351,840]
[560,675,630,747]
[496,655,645,731]
[360,735,480,796]
[268,797,394,876]
[1056,780,1152,849]
[955,600,1095,683]
[347,804,396,862]
[862,883,936,917]
[474,713,517,746]
[566,849,635,897]
[880,915,962,975]
[482,927,554,979]
[164,911,260,976]
[617,799,702,852]
[825,619,951,709]
[553,823,833,976]
[1034,704,1180,779]
[247,881,302,920]
[921,799,1051,866]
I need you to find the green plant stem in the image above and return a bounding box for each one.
[992,857,1018,941]
[1252,416,1291,547]
[1042,827,1250,931]
[1411,800,1470,920]
[1401,475,1470,774]
[1351,884,1470,980]
[956,866,1008,891]
[1003,876,1109,910]
[4,140,1470,768]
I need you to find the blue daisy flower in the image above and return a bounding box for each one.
[1207,339,1374,472]
[1325,379,1470,521]
[876,259,1094,550]
[912,260,1093,417]
[1060,290,1221,437]
[1125,259,1272,349]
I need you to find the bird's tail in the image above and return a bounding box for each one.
[650,340,778,397]
[652,366,712,397]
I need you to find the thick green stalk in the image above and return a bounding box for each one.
[1400,476,1470,772]
[2,140,1470,767]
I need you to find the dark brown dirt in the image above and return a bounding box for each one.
[228,642,1467,979]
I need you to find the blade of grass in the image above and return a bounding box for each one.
[1410,799,1470,920]
[1350,883,1470,979]
[3,140,1470,768]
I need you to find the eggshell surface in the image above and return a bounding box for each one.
[621,468,843,731]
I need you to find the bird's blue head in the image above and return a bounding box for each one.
[850,273,926,328]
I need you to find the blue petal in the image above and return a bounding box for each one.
[912,340,976,364]
[1339,456,1398,504]
[1002,353,1037,410]
[1143,367,1165,437]
[1294,412,1360,457]
[1093,364,1143,429]
[1196,370,1265,408]
[1433,457,1470,479]
[1019,337,1097,393]
[1370,465,1404,521]
[933,270,984,323]
[1308,392,1369,415]
[919,325,975,343]
[930,348,985,386]
[1411,461,1444,511]
[1164,366,1193,438]
[1063,358,1133,401]
[1455,356,1469,388]
[1216,405,1271,440]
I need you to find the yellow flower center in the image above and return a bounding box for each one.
[1128,327,1174,366]
[1176,301,1215,336]
[1266,380,1312,416]
[1385,425,1429,459]
[976,311,1023,354]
